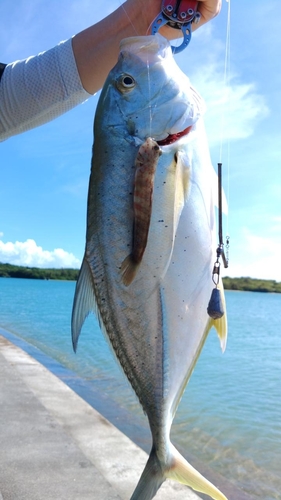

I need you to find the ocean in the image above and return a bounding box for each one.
[0,277,280,499]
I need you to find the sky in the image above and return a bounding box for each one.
[0,0,280,280]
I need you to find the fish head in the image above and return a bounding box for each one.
[95,34,205,145]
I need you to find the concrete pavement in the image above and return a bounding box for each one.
[0,334,201,500]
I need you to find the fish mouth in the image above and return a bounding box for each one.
[157,125,192,146]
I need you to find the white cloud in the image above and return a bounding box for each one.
[178,25,269,148]
[190,65,269,147]
[224,228,281,281]
[0,238,81,269]
[271,216,281,230]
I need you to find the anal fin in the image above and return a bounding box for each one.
[71,257,95,352]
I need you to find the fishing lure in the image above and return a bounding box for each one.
[121,138,162,286]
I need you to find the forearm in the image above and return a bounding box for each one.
[72,3,149,95]
[72,0,222,95]
[0,39,90,142]
[0,0,221,141]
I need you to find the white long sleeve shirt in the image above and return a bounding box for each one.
[0,39,91,142]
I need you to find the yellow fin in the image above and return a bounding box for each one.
[167,444,228,500]
[130,443,228,500]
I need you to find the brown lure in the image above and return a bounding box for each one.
[121,137,162,286]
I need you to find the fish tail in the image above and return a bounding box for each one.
[166,444,228,500]
[130,444,228,500]
[121,254,140,286]
[130,447,165,500]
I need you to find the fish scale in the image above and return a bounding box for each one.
[72,34,227,500]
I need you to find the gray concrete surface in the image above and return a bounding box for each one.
[0,335,201,500]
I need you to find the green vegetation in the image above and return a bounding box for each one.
[0,263,79,281]
[223,276,281,293]
[0,263,280,292]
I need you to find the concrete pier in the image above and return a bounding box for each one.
[0,335,201,500]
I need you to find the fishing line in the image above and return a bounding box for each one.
[207,0,231,320]
[219,0,231,163]
[117,1,183,138]
[220,0,231,238]
[146,61,154,139]
[117,0,159,136]
[118,0,139,35]
[117,0,152,135]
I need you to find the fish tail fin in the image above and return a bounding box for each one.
[71,257,95,352]
[130,444,227,500]
[166,443,228,500]
[130,447,165,500]
[121,254,140,286]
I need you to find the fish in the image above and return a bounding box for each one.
[72,33,228,500]
[121,137,162,286]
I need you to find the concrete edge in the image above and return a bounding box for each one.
[0,335,201,500]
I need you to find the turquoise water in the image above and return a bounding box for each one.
[0,277,280,499]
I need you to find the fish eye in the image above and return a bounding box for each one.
[116,74,136,93]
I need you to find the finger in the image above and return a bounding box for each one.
[193,0,222,30]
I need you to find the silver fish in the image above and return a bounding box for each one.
[72,34,228,500]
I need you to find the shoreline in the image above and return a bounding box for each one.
[0,326,254,500]
[1,267,281,294]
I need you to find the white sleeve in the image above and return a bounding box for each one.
[0,38,91,142]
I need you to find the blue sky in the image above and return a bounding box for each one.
[0,0,280,279]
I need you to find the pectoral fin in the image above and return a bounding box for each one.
[174,150,190,204]
[170,151,190,246]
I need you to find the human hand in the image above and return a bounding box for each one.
[125,0,221,39]
[194,0,222,29]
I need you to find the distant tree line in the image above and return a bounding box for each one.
[222,276,281,293]
[0,263,281,292]
[0,263,79,281]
